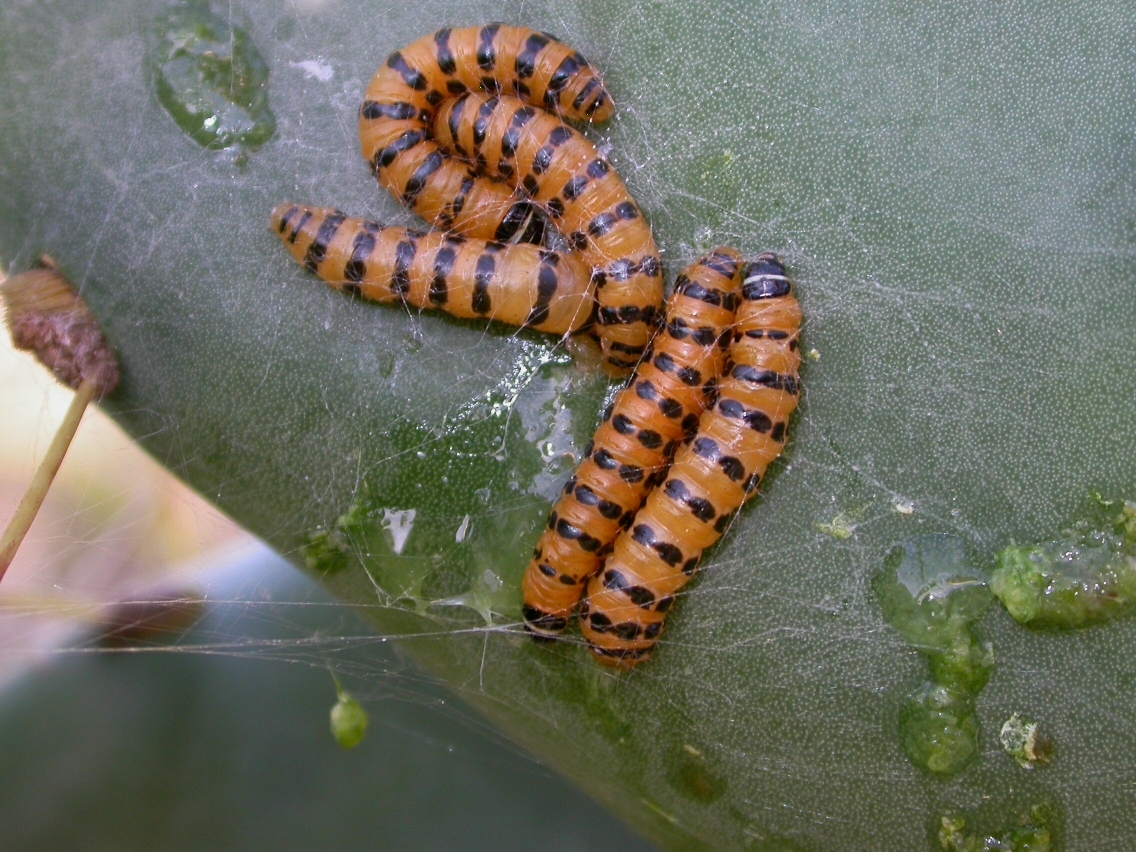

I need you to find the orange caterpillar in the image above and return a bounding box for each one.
[522,249,743,637]
[580,254,802,667]
[271,203,594,335]
[357,24,612,246]
[433,91,662,372]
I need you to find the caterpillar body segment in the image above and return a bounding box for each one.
[271,203,595,336]
[358,24,612,243]
[358,112,547,245]
[433,92,663,373]
[580,253,802,667]
[521,248,744,638]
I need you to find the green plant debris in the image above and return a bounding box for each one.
[814,513,856,540]
[150,4,276,152]
[900,683,979,776]
[991,499,1136,630]
[875,535,993,776]
[999,713,1052,769]
[938,806,1053,852]
[329,688,368,749]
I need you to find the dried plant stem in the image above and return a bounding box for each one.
[0,379,97,579]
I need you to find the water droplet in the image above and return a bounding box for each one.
[150,5,276,152]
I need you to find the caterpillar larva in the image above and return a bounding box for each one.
[358,24,612,246]
[522,249,743,637]
[433,92,663,372]
[579,254,802,667]
[271,203,595,336]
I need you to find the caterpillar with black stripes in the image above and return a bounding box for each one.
[521,248,742,637]
[358,24,662,372]
[432,91,662,371]
[271,203,595,335]
[580,254,802,667]
[358,24,610,247]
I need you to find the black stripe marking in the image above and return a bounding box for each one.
[391,238,416,299]
[592,448,618,470]
[586,159,610,180]
[717,398,774,433]
[692,437,720,461]
[524,259,559,328]
[303,211,346,272]
[608,341,643,354]
[359,100,418,121]
[446,94,469,157]
[522,604,567,633]
[434,28,456,75]
[549,126,572,146]
[546,53,583,97]
[618,464,644,483]
[375,130,425,168]
[730,366,800,395]
[719,455,747,482]
[472,97,498,149]
[588,212,616,237]
[562,175,588,200]
[403,150,443,205]
[288,210,313,244]
[574,484,623,520]
[277,205,300,234]
[450,176,474,218]
[501,106,536,157]
[344,227,376,284]
[477,24,500,70]
[430,246,456,305]
[515,33,550,78]
[674,274,732,307]
[701,252,740,279]
[554,517,601,552]
[631,524,684,567]
[473,250,495,314]
[571,74,599,110]
[385,52,426,90]
[637,429,663,449]
[597,303,660,326]
[742,256,791,299]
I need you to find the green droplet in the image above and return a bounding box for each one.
[330,690,368,749]
[876,536,993,776]
[937,807,1054,852]
[875,535,994,692]
[150,4,276,152]
[991,519,1136,630]
[899,682,979,776]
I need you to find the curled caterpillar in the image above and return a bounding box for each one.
[358,24,612,246]
[580,254,802,667]
[433,92,663,372]
[522,248,743,638]
[271,203,595,336]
